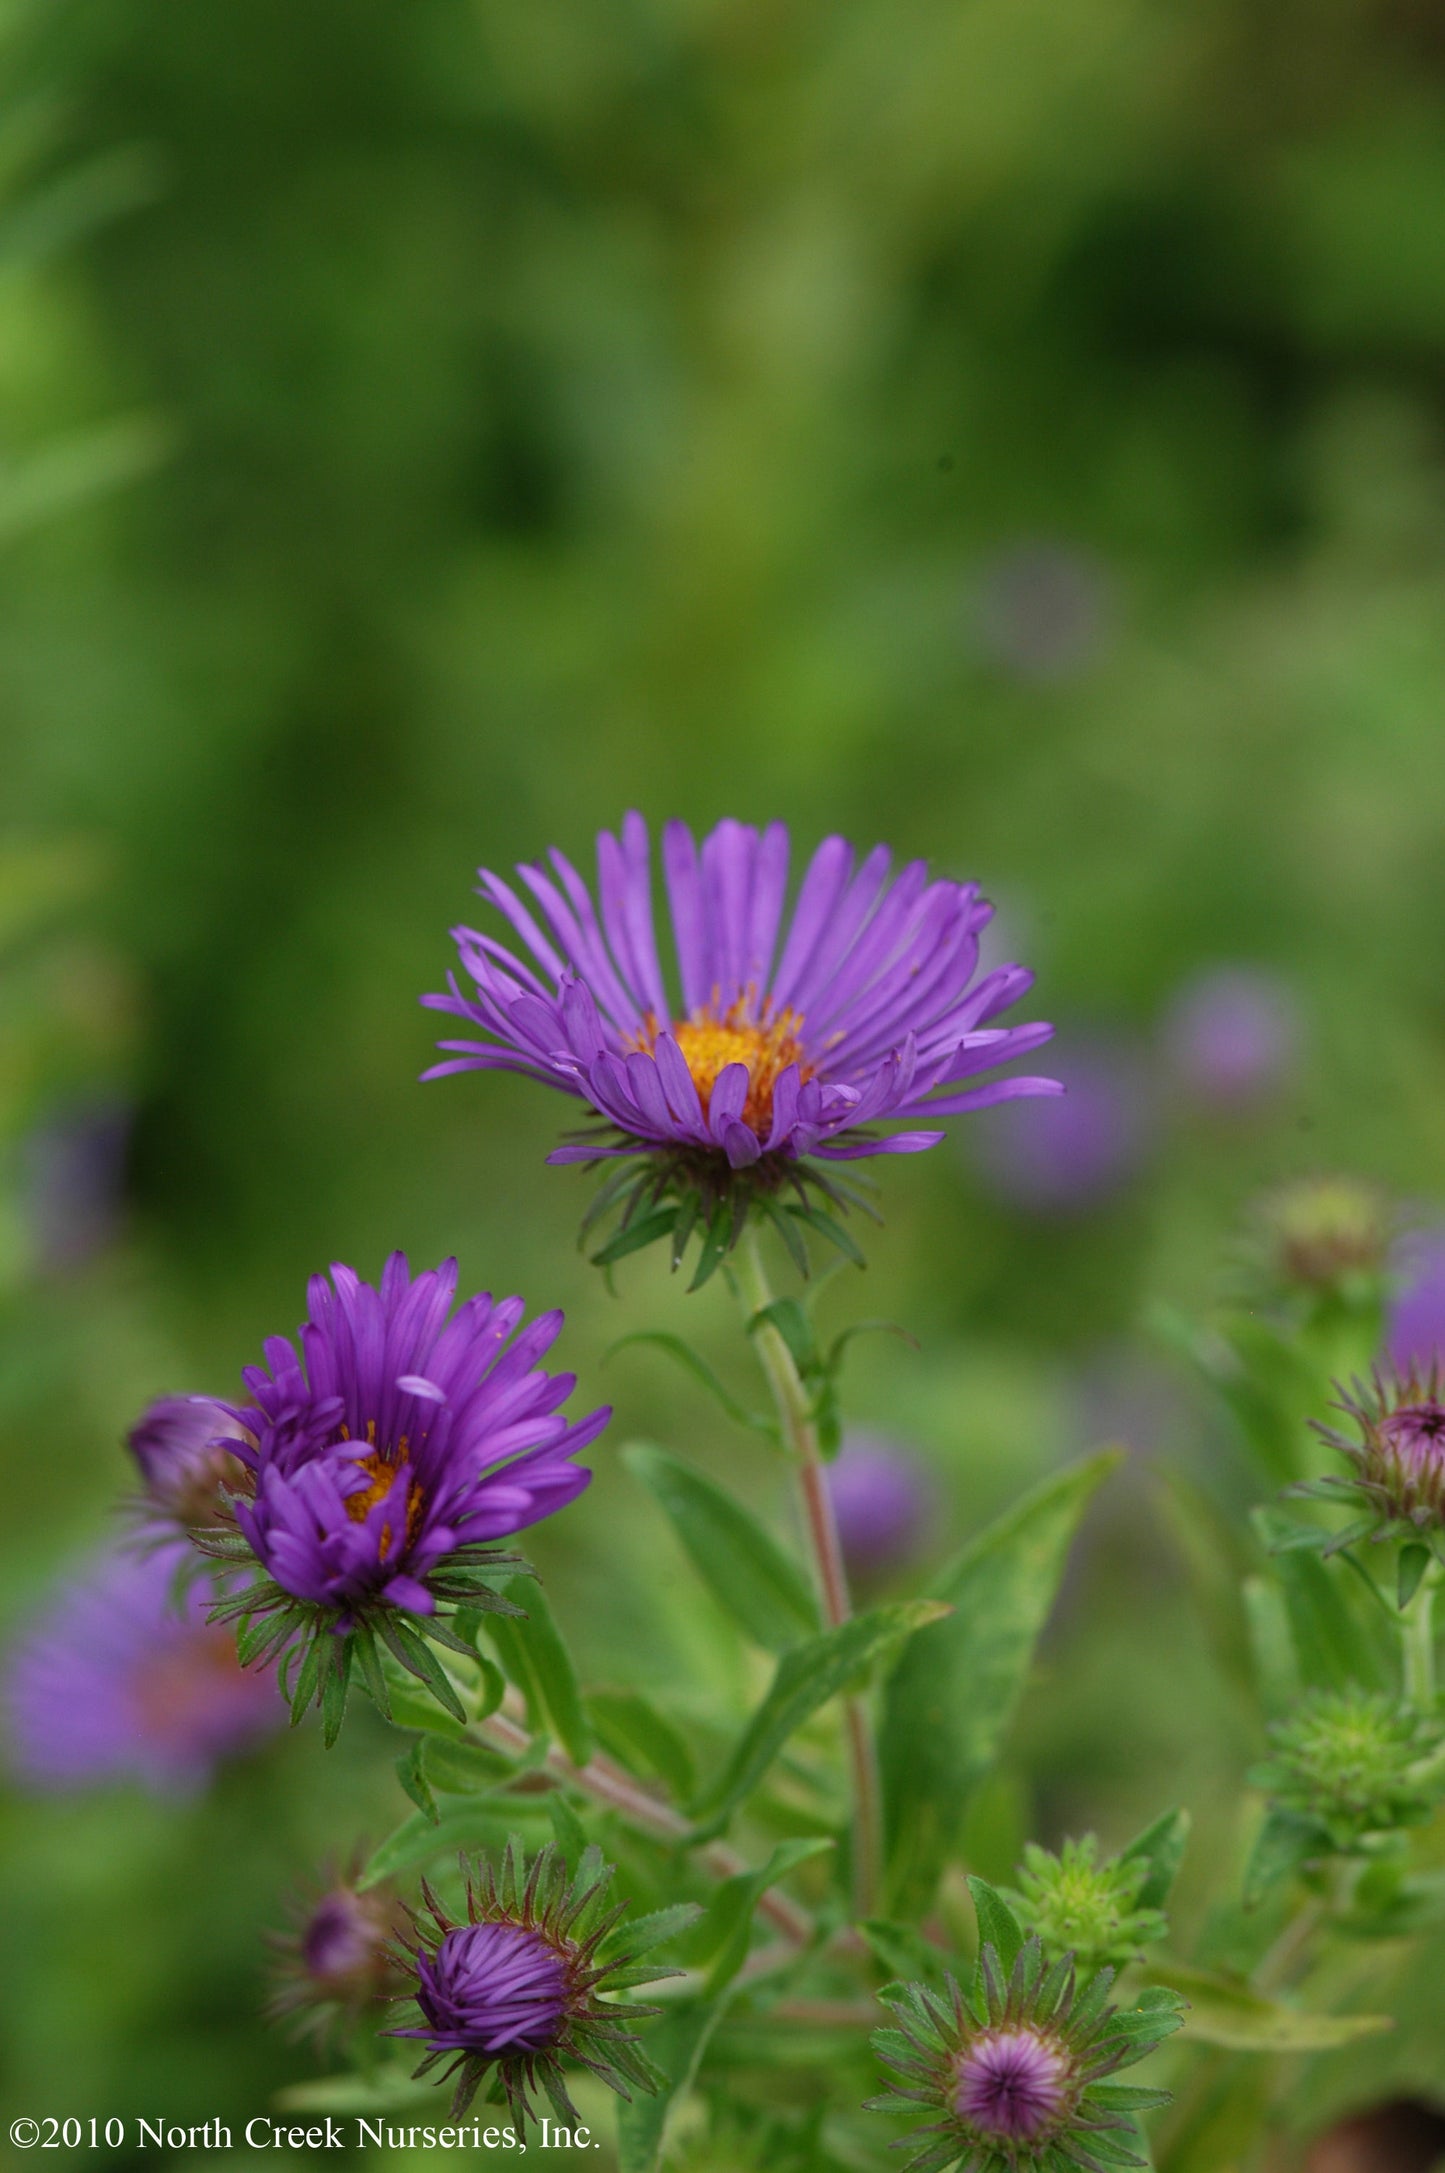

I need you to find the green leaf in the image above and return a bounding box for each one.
[690,1601,946,1838]
[1243,1808,1326,1910]
[357,1798,550,1889]
[486,1578,593,1766]
[615,1998,725,2173]
[606,1332,775,1440]
[1145,1960,1392,2051]
[1242,1574,1300,1718]
[1399,1543,1432,1611]
[747,1297,818,1380]
[624,1439,821,1654]
[418,1734,515,1796]
[395,1741,438,1823]
[968,1878,1025,1972]
[603,1902,704,1962]
[588,1688,696,1801]
[881,1451,1121,1915]
[1118,1807,1191,1911]
[592,1205,678,1267]
[688,1200,735,1292]
[1255,1508,1392,1693]
[683,1838,833,1989]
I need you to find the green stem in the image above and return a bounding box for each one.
[737,1229,884,1922]
[1404,1576,1436,1710]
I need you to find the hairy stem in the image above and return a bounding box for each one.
[737,1229,884,1922]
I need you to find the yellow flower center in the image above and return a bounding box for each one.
[639,996,812,1136]
[340,1423,423,1563]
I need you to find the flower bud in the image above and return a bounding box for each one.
[1005,1835,1167,1978]
[1313,1369,1445,1537]
[1253,1688,1445,1852]
[126,1395,251,1533]
[269,1876,409,2043]
[1259,1177,1390,1298]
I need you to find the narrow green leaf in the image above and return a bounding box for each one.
[860,1919,950,1987]
[1243,1808,1325,1910]
[678,1837,833,1990]
[606,1332,775,1440]
[548,1791,589,1862]
[881,1451,1121,1915]
[588,1688,696,1801]
[669,1187,701,1270]
[592,1205,678,1267]
[486,1579,593,1766]
[395,1741,438,1823]
[615,1998,726,2173]
[690,1602,946,1837]
[968,1878,1024,1972]
[747,1297,818,1379]
[1399,1543,1432,1611]
[623,1440,820,1655]
[321,1636,353,1747]
[1255,1508,1392,1693]
[1145,1960,1392,2051]
[603,1902,704,1963]
[1242,1574,1300,1718]
[357,1798,550,1890]
[418,1735,514,1796]
[757,1192,810,1278]
[688,1201,735,1292]
[786,1203,865,1267]
[1117,1807,1191,1911]
[375,1615,466,1724]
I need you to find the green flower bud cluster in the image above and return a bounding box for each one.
[1003,1836,1168,1978]
[1252,1687,1445,1853]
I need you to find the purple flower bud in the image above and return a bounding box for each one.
[270,1876,409,2040]
[826,1434,935,1580]
[1163,966,1300,1110]
[969,1037,1150,1214]
[954,2027,1071,2141]
[416,1923,571,2055]
[127,1395,251,1532]
[1314,1369,1445,1534]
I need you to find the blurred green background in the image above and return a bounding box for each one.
[5,0,1445,2161]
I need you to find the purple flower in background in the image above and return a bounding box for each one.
[1163,966,1300,1110]
[954,2028,1070,2141]
[424,815,1057,1175]
[969,1037,1150,1215]
[127,1394,252,1534]
[4,1541,280,1795]
[217,1253,606,1627]
[826,1433,936,1581]
[269,1873,410,2043]
[1389,1229,1445,1374]
[21,1094,132,1271]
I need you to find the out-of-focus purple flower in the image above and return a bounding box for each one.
[269,1874,410,2042]
[424,815,1058,1176]
[954,2027,1071,2142]
[968,1037,1150,1214]
[826,1433,936,1580]
[1311,1368,1445,1537]
[1389,1229,1445,1374]
[219,1253,606,1626]
[127,1395,252,1534]
[973,543,1112,683]
[20,1095,131,1270]
[1163,967,1301,1110]
[3,1541,280,1795]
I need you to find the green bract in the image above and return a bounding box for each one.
[1251,1687,1445,1854]
[1004,1837,1168,1979]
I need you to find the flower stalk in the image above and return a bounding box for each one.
[737,1230,884,1921]
[1403,1572,1437,1711]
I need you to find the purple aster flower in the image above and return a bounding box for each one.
[392,1843,672,2125]
[3,1540,281,1796]
[868,1900,1184,2173]
[1389,1229,1445,1373]
[826,1433,936,1582]
[954,2028,1070,2141]
[969,1036,1149,1215]
[424,816,1057,1273]
[126,1394,252,1535]
[1162,966,1301,1110]
[204,1256,607,1719]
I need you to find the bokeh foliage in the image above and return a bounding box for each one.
[5,0,1445,2164]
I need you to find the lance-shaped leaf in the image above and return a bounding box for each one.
[486,1576,593,1766]
[1243,1808,1325,1910]
[1118,1806,1191,1910]
[607,1332,776,1441]
[1145,1960,1391,2051]
[617,1840,830,2173]
[1255,1507,1393,1693]
[881,1451,1121,1916]
[624,1440,820,1655]
[589,1687,696,1802]
[689,1601,947,1839]
[357,1796,550,1889]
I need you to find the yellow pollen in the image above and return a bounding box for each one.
[345,1445,423,1563]
[637,993,812,1136]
